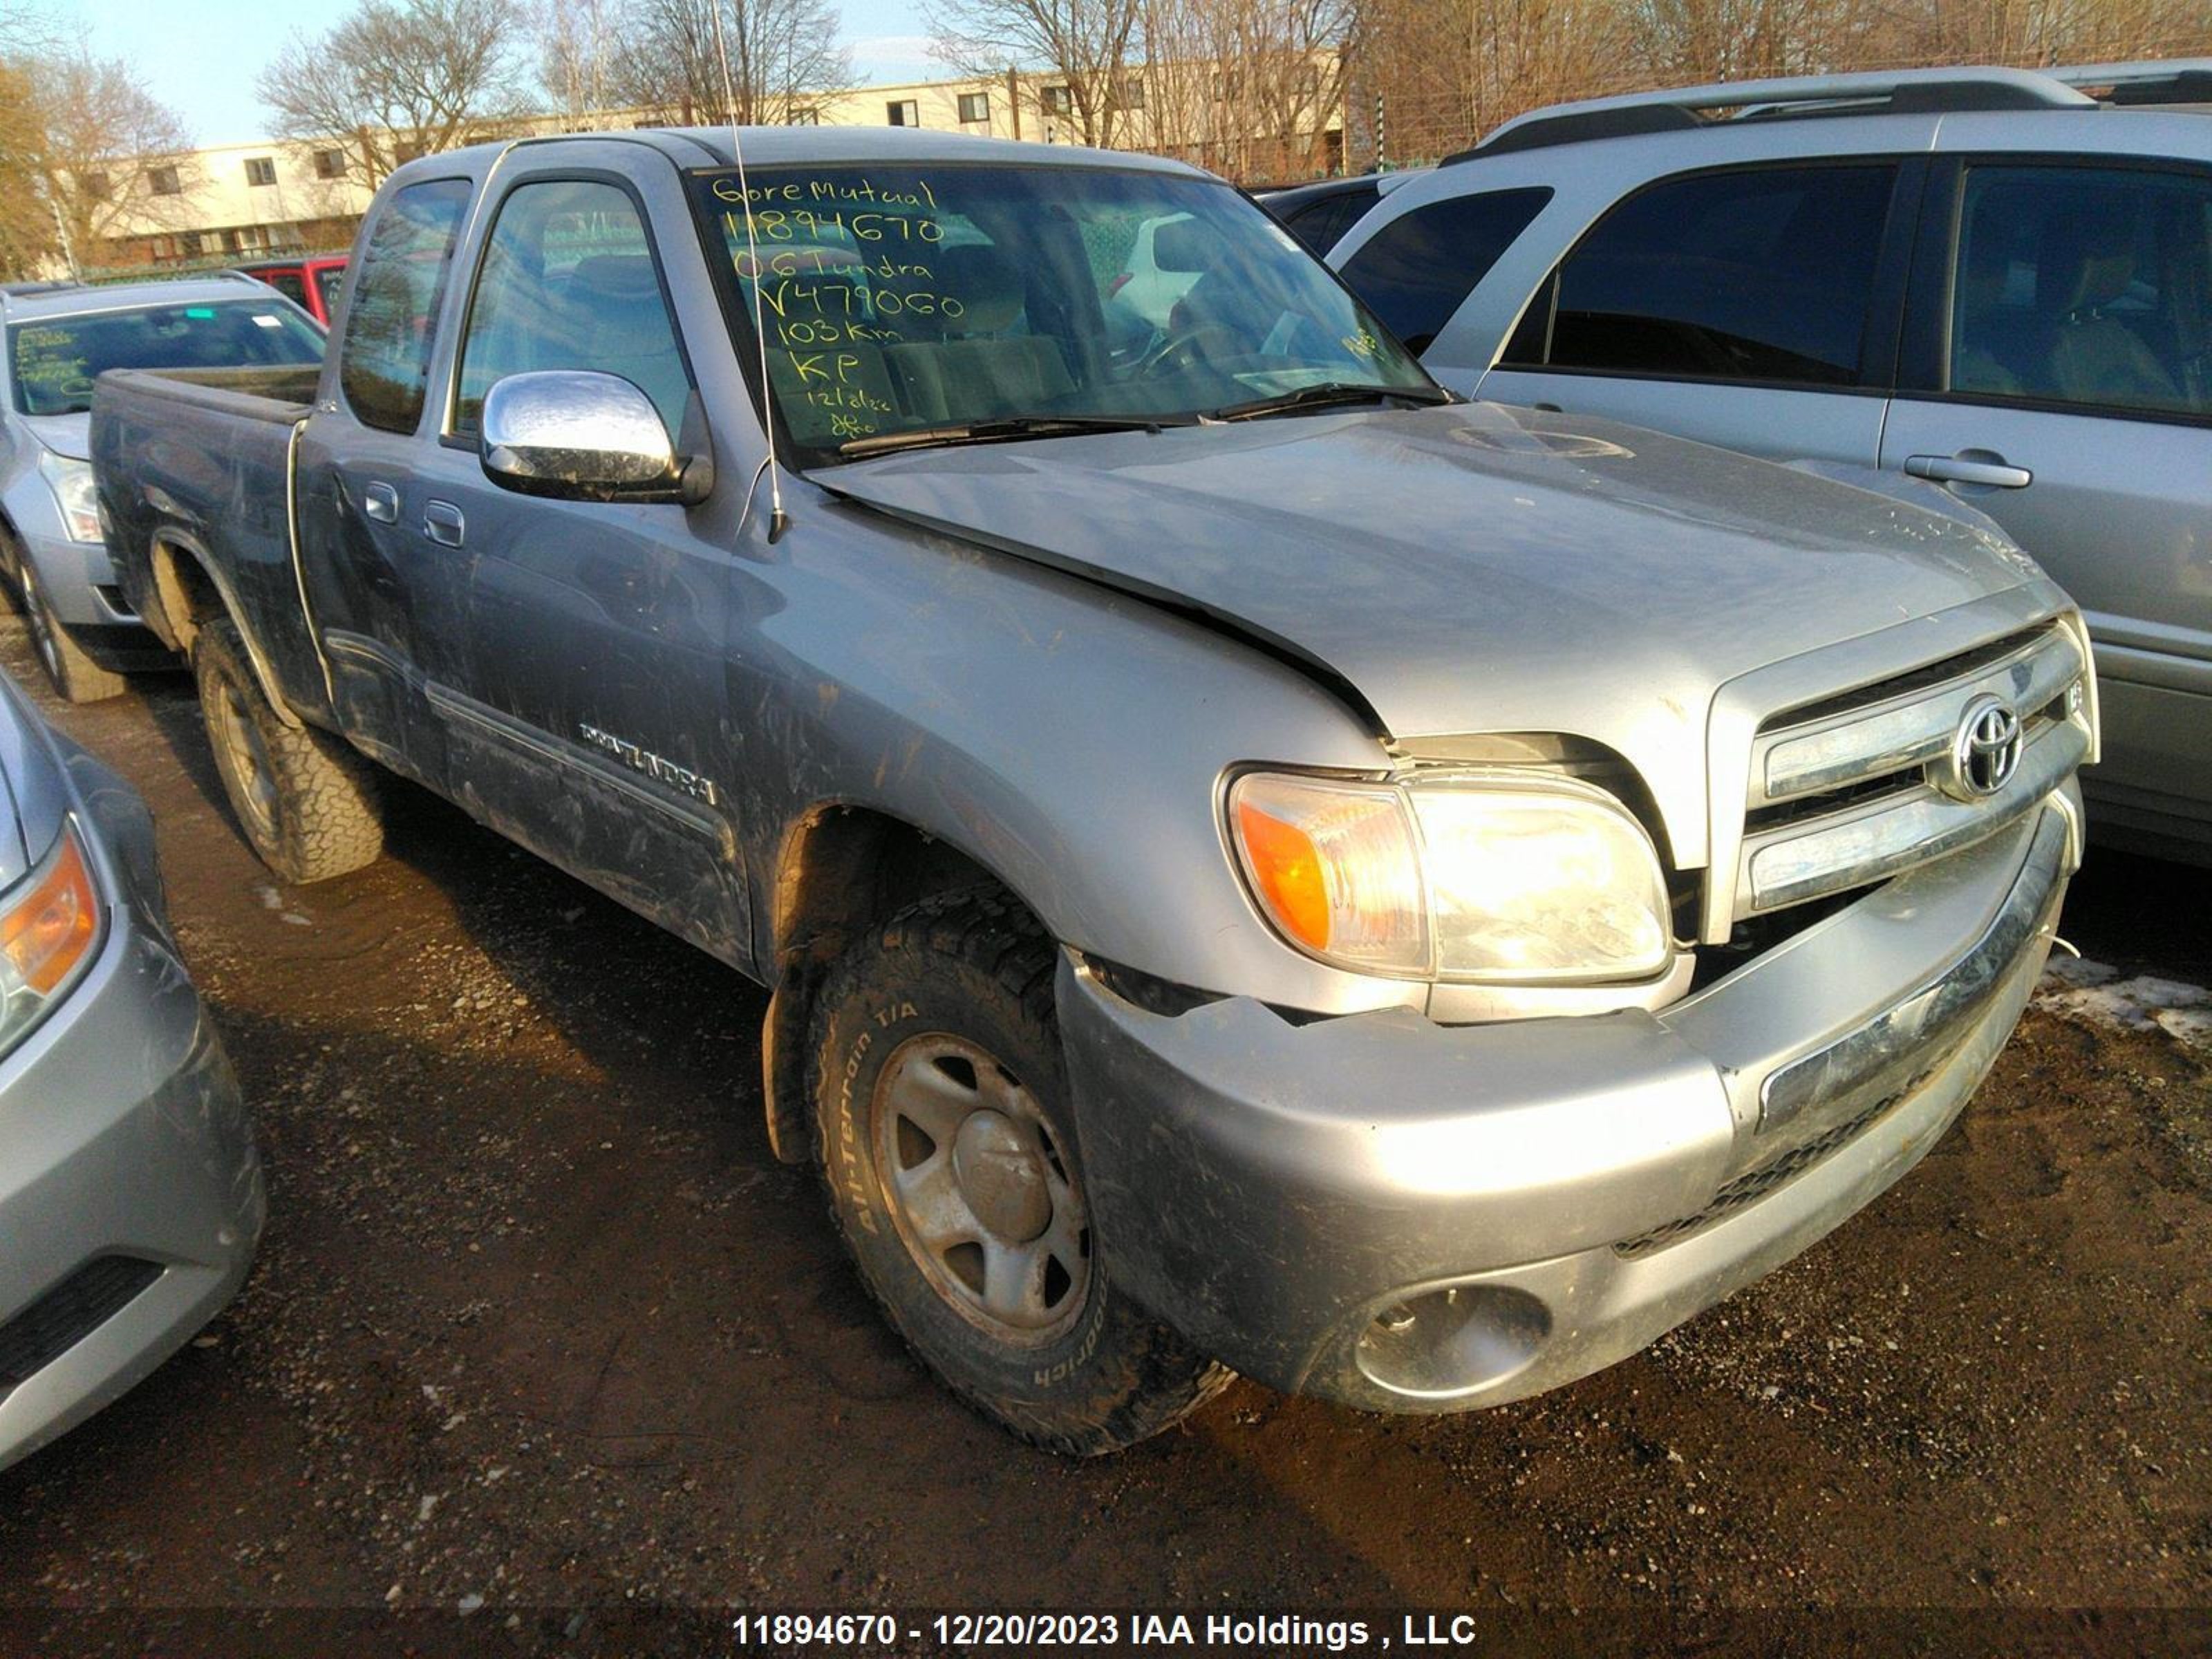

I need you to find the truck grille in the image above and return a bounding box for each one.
[1725,623,2089,925]
[0,1257,164,1398]
[1613,1097,1892,1258]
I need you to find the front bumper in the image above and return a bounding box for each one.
[1062,793,2075,1412]
[0,819,262,1474]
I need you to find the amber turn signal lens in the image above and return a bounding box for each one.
[3,827,99,995]
[1235,798,1333,953]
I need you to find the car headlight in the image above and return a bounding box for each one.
[1228,769,1673,984]
[38,451,102,543]
[0,821,104,1058]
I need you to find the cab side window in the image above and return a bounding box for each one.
[1949,165,2212,418]
[454,178,694,438]
[338,178,471,433]
[1338,187,1550,353]
[1505,166,1895,386]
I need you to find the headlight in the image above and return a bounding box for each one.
[39,451,102,543]
[0,821,104,1058]
[1228,769,1672,984]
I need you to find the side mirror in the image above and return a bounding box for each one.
[480,371,703,503]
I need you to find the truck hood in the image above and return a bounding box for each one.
[21,412,91,461]
[815,402,2044,863]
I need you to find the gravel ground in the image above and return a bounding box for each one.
[0,612,2207,1657]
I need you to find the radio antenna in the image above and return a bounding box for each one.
[711,0,790,542]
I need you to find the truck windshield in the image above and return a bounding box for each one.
[6,299,326,417]
[689,162,1438,464]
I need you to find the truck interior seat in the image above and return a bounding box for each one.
[884,245,1073,422]
[747,261,903,445]
[563,255,692,433]
[2038,205,2180,409]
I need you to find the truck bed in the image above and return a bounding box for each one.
[89,366,325,709]
[99,364,322,424]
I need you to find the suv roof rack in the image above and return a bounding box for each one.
[1446,65,2098,162]
[2044,58,2212,105]
[0,279,86,301]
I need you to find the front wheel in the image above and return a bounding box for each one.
[18,556,126,704]
[809,889,1232,1454]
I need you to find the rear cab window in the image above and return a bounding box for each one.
[1503,165,1897,386]
[338,177,472,433]
[1340,187,1551,353]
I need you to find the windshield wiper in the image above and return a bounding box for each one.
[1205,382,1458,422]
[837,415,1193,459]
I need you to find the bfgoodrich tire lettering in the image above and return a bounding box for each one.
[809,888,1232,1454]
[194,617,384,883]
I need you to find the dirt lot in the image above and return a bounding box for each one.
[1,612,2209,1655]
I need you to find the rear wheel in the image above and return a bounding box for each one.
[194,617,384,883]
[18,556,126,704]
[809,888,1232,1454]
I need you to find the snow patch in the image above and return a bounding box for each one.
[2037,957,2211,1051]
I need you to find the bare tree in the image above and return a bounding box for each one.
[1139,0,1358,179]
[927,0,1145,146]
[257,0,532,187]
[603,0,852,126]
[0,55,51,277]
[34,56,194,265]
[534,0,622,125]
[0,44,193,278]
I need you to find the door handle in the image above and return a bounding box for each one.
[422,500,466,547]
[1904,453,2032,490]
[361,480,400,523]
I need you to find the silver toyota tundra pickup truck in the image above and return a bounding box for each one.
[88,127,2095,1453]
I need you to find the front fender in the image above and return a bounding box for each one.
[735,511,1416,1018]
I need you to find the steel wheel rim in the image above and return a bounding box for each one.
[212,681,281,842]
[872,1033,1091,1345]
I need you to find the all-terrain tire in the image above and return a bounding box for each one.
[809,887,1233,1455]
[17,553,126,704]
[194,617,384,883]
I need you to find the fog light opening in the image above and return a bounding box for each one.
[1354,1283,1552,1400]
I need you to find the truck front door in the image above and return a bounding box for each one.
[422,169,749,962]
[295,175,478,791]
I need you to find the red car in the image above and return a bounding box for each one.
[234,253,348,326]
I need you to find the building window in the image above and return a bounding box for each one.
[313,148,347,180]
[788,106,821,125]
[148,165,182,196]
[245,156,278,187]
[887,99,919,126]
[958,91,990,124]
[77,169,111,200]
[1113,75,1145,111]
[1041,84,1074,116]
[180,230,203,256]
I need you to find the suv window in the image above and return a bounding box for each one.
[1340,187,1550,354]
[455,178,693,437]
[1949,164,2212,418]
[338,178,470,433]
[1277,185,1378,256]
[1506,166,1895,386]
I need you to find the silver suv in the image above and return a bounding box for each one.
[0,276,325,702]
[1331,62,2212,862]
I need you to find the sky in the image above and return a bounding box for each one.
[44,0,944,147]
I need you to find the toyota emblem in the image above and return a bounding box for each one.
[1942,695,2023,800]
